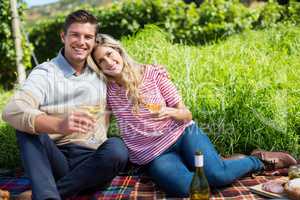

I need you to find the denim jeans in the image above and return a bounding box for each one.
[16,130,128,200]
[146,123,263,197]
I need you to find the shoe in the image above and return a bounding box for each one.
[223,153,246,160]
[251,149,297,170]
[0,189,10,200]
[15,190,32,200]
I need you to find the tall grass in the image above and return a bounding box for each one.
[122,24,300,157]
[0,23,299,168]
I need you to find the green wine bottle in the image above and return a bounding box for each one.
[190,151,210,200]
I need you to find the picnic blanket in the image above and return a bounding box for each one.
[0,169,289,200]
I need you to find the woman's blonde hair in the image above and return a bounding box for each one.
[91,34,144,112]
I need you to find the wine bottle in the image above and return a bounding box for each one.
[190,151,210,200]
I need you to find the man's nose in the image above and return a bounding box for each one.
[78,35,85,45]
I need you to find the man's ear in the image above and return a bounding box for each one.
[60,32,65,44]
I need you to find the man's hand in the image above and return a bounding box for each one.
[58,111,96,134]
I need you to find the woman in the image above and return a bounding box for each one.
[90,34,297,197]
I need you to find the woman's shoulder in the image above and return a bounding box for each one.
[144,64,169,79]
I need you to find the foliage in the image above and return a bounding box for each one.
[24,0,116,27]
[28,0,300,64]
[0,0,33,89]
[1,24,299,168]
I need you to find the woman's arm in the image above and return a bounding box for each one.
[153,100,192,122]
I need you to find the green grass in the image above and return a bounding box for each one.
[1,23,299,168]
[122,23,300,157]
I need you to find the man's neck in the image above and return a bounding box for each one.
[71,61,86,76]
[62,50,85,75]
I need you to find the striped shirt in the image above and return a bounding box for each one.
[107,65,191,165]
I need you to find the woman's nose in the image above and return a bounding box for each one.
[106,58,113,66]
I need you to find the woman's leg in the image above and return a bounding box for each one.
[179,123,263,187]
[147,151,193,197]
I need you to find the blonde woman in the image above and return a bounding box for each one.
[91,34,297,197]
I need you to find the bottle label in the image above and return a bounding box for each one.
[195,155,203,167]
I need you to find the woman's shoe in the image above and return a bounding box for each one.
[251,149,297,170]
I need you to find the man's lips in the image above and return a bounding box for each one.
[73,47,87,54]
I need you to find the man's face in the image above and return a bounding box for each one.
[60,22,96,65]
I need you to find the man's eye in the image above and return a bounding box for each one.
[86,35,94,40]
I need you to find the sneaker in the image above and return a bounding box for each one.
[251,149,297,170]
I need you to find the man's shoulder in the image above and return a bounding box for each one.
[29,59,59,75]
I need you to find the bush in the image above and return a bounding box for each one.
[0,0,32,89]
[28,0,300,65]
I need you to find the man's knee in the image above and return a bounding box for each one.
[16,130,50,144]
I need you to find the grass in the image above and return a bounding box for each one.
[0,23,299,168]
[122,23,300,157]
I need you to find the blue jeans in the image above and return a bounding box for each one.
[146,123,263,197]
[16,130,128,200]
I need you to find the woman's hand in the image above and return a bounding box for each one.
[151,101,192,122]
[152,107,176,121]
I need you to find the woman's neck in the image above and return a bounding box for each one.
[114,75,125,86]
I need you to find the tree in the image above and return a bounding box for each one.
[0,0,32,89]
[10,0,26,84]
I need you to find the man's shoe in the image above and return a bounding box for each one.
[251,149,297,170]
[223,153,246,160]
[15,190,32,200]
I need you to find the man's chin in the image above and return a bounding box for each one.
[73,55,88,62]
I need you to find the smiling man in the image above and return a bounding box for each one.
[2,10,128,200]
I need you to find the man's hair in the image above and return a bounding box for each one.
[63,10,99,35]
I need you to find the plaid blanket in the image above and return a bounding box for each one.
[0,168,290,200]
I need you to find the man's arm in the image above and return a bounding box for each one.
[2,90,45,134]
[2,90,96,135]
[35,111,96,134]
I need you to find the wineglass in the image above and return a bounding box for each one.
[77,104,104,144]
[142,91,165,114]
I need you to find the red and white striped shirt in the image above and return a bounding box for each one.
[107,65,191,165]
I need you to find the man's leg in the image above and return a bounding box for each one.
[16,130,69,200]
[57,137,128,199]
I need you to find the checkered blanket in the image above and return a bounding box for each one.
[0,168,290,200]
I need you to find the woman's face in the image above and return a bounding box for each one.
[93,46,124,77]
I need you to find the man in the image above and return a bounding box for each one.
[2,10,128,200]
